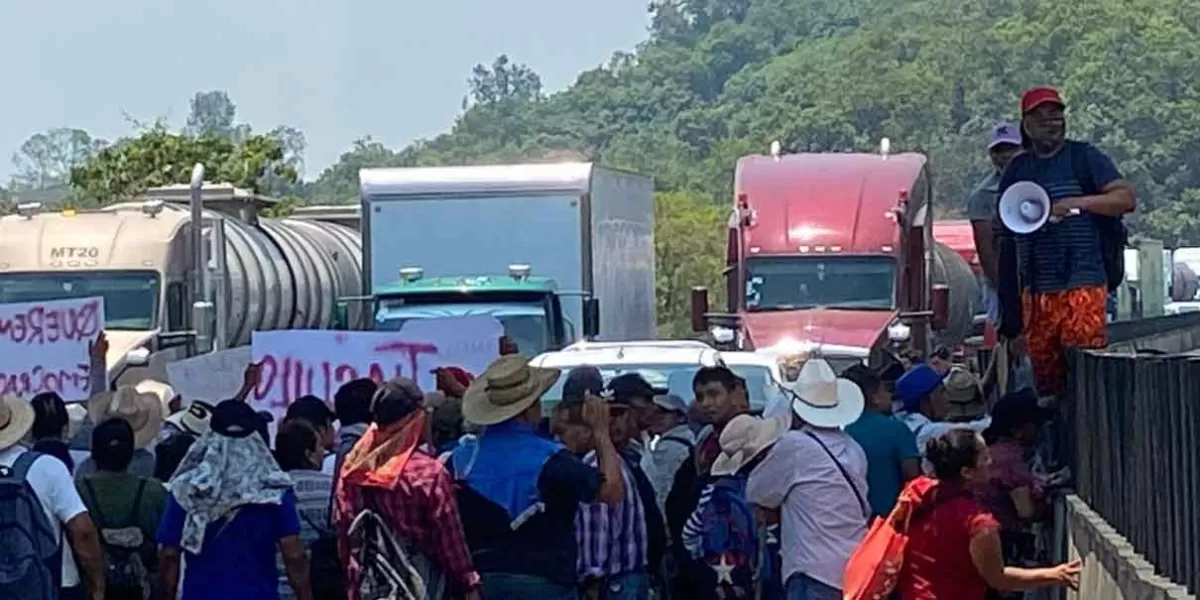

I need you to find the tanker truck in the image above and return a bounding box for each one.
[0,181,362,389]
[691,141,979,371]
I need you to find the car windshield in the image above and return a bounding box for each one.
[541,362,775,412]
[745,256,896,311]
[375,301,549,357]
[0,271,160,330]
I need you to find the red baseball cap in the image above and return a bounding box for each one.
[1021,87,1065,113]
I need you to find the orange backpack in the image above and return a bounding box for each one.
[841,476,940,600]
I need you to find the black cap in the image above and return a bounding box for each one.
[606,373,658,405]
[562,366,604,402]
[990,388,1053,432]
[285,395,336,427]
[211,400,265,439]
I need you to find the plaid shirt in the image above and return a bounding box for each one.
[334,450,480,595]
[575,451,648,580]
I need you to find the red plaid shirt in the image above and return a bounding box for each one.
[334,450,480,595]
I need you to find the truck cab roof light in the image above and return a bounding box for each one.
[141,199,165,217]
[770,140,782,160]
[880,137,891,158]
[399,267,424,282]
[16,202,42,218]
[508,264,532,280]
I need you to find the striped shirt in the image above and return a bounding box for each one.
[997,141,1123,293]
[277,469,334,600]
[575,451,648,580]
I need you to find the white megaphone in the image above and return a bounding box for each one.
[998,181,1052,234]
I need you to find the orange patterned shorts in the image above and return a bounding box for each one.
[1021,285,1107,396]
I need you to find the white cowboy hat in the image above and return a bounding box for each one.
[89,384,166,449]
[789,358,865,429]
[165,400,215,437]
[65,402,88,442]
[463,355,560,426]
[135,380,177,416]
[0,394,35,452]
[710,413,789,477]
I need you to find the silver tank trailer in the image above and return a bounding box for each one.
[157,203,362,346]
[931,241,981,349]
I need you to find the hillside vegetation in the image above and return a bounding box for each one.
[10,0,1200,334]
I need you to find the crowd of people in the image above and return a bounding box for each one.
[0,85,1130,600]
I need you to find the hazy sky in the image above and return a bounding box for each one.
[0,0,651,182]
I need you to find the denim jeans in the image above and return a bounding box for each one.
[784,573,841,600]
[602,571,650,600]
[481,572,578,600]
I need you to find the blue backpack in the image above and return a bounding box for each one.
[696,476,759,594]
[0,452,61,600]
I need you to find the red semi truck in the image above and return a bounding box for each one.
[691,141,979,369]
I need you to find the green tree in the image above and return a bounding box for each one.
[655,192,727,337]
[9,128,107,191]
[185,90,238,138]
[69,124,296,203]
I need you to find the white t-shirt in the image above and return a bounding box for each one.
[0,445,89,587]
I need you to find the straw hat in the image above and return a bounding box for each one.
[89,385,166,449]
[463,355,561,426]
[942,366,987,421]
[710,413,789,477]
[65,403,88,441]
[135,380,177,417]
[789,358,865,429]
[0,394,35,451]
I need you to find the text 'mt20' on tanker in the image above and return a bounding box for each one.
[691,140,979,372]
[357,162,657,357]
[0,184,362,387]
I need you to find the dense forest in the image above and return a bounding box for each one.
[6,0,1200,334]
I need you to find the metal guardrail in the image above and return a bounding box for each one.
[1066,349,1200,594]
[1106,311,1200,344]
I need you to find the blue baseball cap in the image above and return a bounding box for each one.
[987,121,1022,149]
[894,364,945,413]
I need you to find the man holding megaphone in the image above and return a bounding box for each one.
[993,86,1137,400]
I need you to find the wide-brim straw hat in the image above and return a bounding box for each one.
[710,413,789,477]
[463,355,561,426]
[89,384,165,449]
[165,400,215,437]
[943,365,987,421]
[135,380,177,417]
[65,402,88,441]
[789,358,865,429]
[0,394,35,451]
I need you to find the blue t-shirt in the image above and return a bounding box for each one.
[845,411,921,517]
[157,490,302,600]
[997,141,1123,293]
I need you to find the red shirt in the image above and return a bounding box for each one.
[897,491,1000,600]
[334,451,480,596]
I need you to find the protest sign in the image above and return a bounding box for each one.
[166,346,253,405]
[0,296,105,400]
[250,315,503,421]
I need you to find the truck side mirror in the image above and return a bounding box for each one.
[191,301,215,354]
[332,301,349,330]
[931,284,950,330]
[691,287,710,332]
[583,298,601,338]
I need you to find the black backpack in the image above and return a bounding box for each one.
[81,478,152,600]
[299,507,347,600]
[1069,141,1128,292]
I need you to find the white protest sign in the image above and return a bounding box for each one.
[0,296,106,400]
[250,315,503,421]
[166,346,253,405]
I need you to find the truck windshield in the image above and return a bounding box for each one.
[745,256,896,310]
[0,271,160,330]
[375,301,550,357]
[540,363,774,413]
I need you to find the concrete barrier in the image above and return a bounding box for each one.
[1062,494,1195,600]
